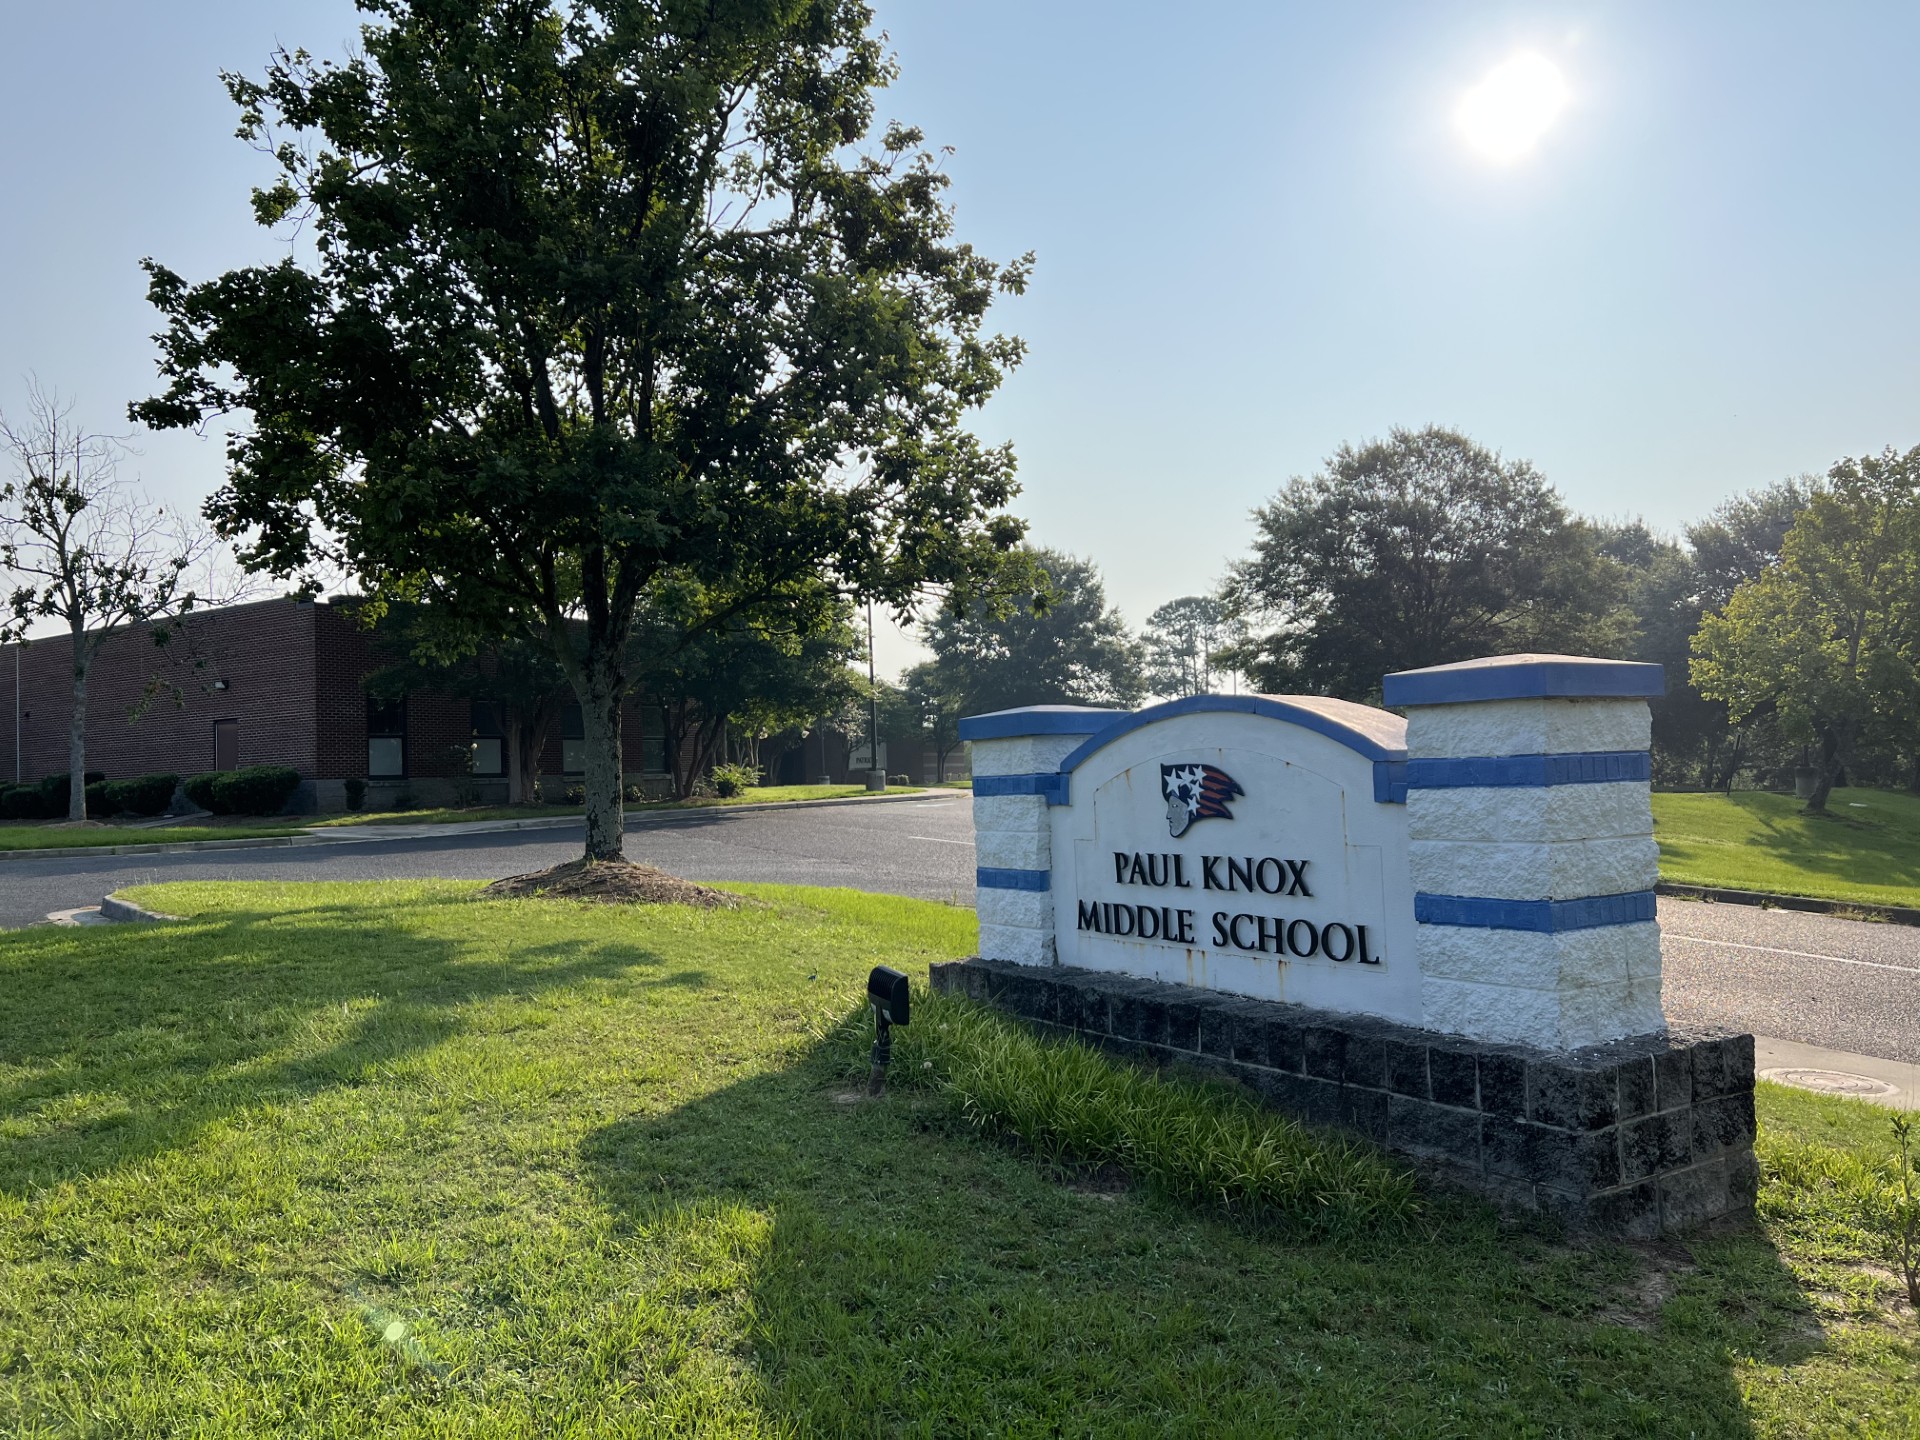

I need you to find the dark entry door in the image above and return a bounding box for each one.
[213,719,239,771]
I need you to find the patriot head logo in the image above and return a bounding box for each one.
[1160,763,1243,838]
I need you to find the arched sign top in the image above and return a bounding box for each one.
[1058,693,1407,775]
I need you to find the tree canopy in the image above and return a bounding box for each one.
[133,0,1030,858]
[1140,594,1236,699]
[919,547,1142,717]
[1692,448,1920,811]
[1223,426,1626,699]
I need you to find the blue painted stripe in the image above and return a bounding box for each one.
[1059,693,1408,775]
[1414,890,1658,932]
[977,866,1051,892]
[1383,655,1664,706]
[972,773,1069,804]
[1372,759,1408,804]
[1404,751,1651,789]
[958,705,1127,741]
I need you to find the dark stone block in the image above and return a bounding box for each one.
[1621,1112,1690,1182]
[1478,1053,1527,1118]
[1691,1093,1756,1160]
[1163,998,1202,1054]
[1383,1040,1431,1099]
[1340,1028,1391,1089]
[1335,1085,1390,1142]
[1106,987,1146,1044]
[1618,1057,1657,1121]
[1304,1025,1347,1082]
[1655,1048,1692,1113]
[1266,1016,1307,1074]
[1528,1060,1618,1132]
[1007,972,1054,1025]
[1387,1094,1481,1168]
[1659,1157,1731,1231]
[1726,1034,1756,1096]
[1577,1180,1662,1240]
[1727,1149,1760,1210]
[1429,1047,1478,1108]
[1128,989,1171,1049]
[1253,1068,1336,1128]
[1228,1004,1275,1067]
[1196,1000,1235,1059]
[1691,1036,1732,1102]
[1484,1118,1620,1192]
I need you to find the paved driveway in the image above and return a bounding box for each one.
[4,793,1917,1065]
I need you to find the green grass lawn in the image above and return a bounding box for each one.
[0,821,307,851]
[2,881,1915,1435]
[1653,787,1920,910]
[317,784,923,828]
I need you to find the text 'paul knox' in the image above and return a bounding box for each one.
[1112,851,1312,897]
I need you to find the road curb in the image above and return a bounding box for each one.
[0,788,958,863]
[99,895,180,923]
[1657,880,1920,928]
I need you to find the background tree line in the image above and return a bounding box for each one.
[911,426,1920,814]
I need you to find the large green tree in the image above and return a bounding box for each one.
[1693,449,1920,812]
[1223,426,1627,700]
[626,578,860,797]
[919,547,1142,717]
[133,0,1029,860]
[1140,594,1238,700]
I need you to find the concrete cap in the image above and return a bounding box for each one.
[958,704,1128,741]
[1382,654,1665,707]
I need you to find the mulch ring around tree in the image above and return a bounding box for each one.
[478,858,742,909]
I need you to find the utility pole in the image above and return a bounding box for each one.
[865,602,884,791]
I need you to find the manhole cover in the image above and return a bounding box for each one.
[1760,1067,1899,1098]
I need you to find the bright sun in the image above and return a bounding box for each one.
[1456,52,1570,164]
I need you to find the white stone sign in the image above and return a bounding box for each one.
[1050,699,1421,1025]
[962,654,1670,1054]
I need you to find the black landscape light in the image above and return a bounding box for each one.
[866,964,910,1096]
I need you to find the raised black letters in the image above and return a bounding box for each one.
[1321,922,1355,961]
[1285,859,1312,897]
[1201,855,1222,890]
[1286,918,1319,958]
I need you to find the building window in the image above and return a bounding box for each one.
[640,703,668,775]
[367,697,406,777]
[562,703,586,776]
[471,701,505,777]
[213,718,239,771]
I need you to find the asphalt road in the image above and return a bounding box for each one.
[4,793,1917,1064]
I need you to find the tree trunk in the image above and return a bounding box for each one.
[1804,727,1843,814]
[506,716,525,805]
[577,659,625,860]
[67,627,89,822]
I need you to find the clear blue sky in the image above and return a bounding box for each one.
[4,2,1918,676]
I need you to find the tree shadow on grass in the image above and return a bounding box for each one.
[0,893,672,1195]
[1705,791,1920,891]
[580,1024,1825,1438]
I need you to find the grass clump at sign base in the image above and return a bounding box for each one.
[836,995,1416,1234]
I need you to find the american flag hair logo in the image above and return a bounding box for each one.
[1160,763,1244,838]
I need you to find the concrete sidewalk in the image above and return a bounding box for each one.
[0,787,961,863]
[1757,1035,1920,1110]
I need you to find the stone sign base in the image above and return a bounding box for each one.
[931,957,1758,1237]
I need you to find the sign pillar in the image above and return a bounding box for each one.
[1383,655,1667,1051]
[959,705,1124,968]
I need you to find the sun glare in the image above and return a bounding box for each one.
[1456,52,1570,164]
